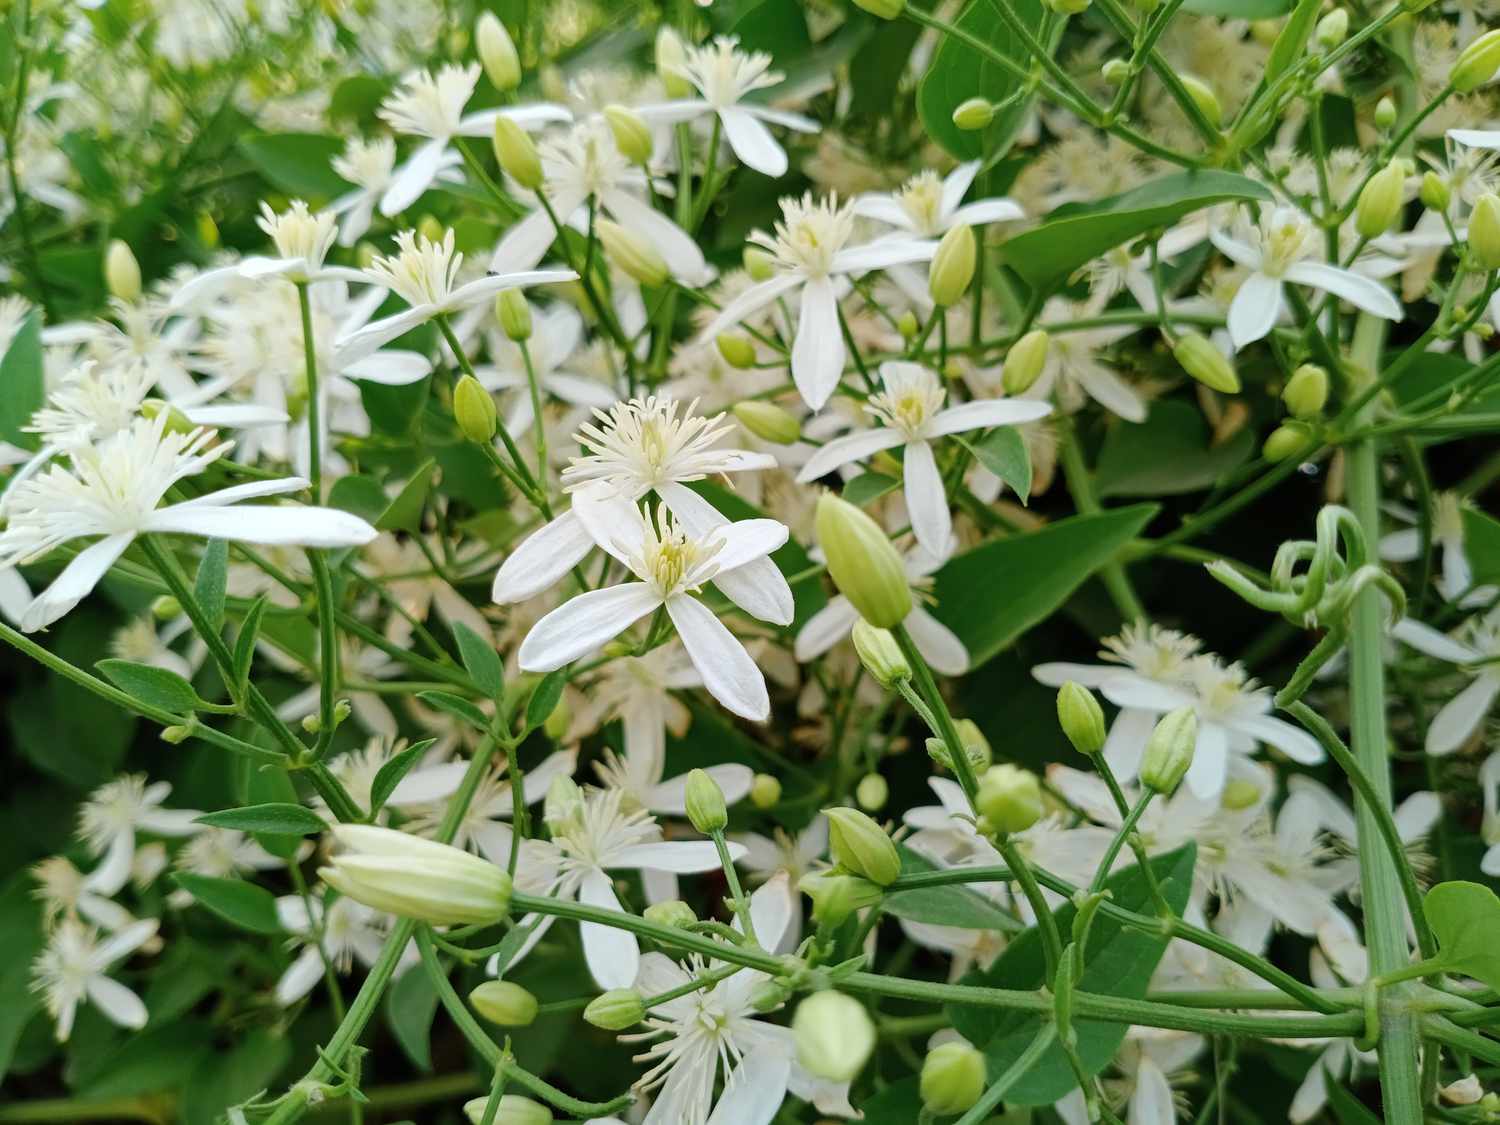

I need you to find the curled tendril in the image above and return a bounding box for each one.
[1205,505,1406,629]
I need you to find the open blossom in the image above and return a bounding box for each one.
[329,136,457,247]
[795,361,1050,557]
[75,775,203,897]
[855,162,1024,238]
[1380,491,1494,606]
[1391,609,1500,755]
[274,892,406,1006]
[32,918,158,1041]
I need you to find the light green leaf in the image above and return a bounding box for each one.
[1425,880,1500,990]
[171,873,282,935]
[0,310,44,450]
[194,803,327,836]
[95,659,202,714]
[454,621,504,700]
[237,133,351,199]
[386,964,440,1071]
[524,670,566,732]
[377,458,435,533]
[194,539,229,634]
[369,738,438,817]
[1096,400,1255,497]
[842,471,900,507]
[1462,508,1500,589]
[884,848,1024,932]
[416,689,492,732]
[963,427,1032,503]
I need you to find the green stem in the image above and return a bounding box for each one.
[1059,419,1146,621]
[892,623,979,803]
[952,1024,1059,1125]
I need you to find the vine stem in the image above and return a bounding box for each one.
[1058,418,1146,622]
[952,1024,1058,1125]
[297,282,340,757]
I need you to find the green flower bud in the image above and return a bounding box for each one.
[1453,28,1500,92]
[196,211,220,249]
[1469,192,1500,268]
[584,988,645,1030]
[1002,329,1050,395]
[951,98,995,131]
[151,595,182,620]
[749,980,789,1012]
[684,768,728,834]
[1220,778,1262,810]
[716,332,758,370]
[851,619,912,689]
[733,400,800,444]
[897,310,921,339]
[1419,171,1451,213]
[794,992,876,1081]
[470,980,538,1026]
[493,117,543,191]
[320,826,512,926]
[852,0,906,19]
[543,696,572,741]
[105,240,142,303]
[799,870,883,925]
[1315,8,1348,49]
[1374,96,1397,129]
[921,1040,987,1115]
[476,12,521,92]
[1173,331,1240,394]
[815,493,912,628]
[655,27,692,97]
[824,806,901,886]
[496,288,532,341]
[744,247,776,281]
[464,1095,552,1125]
[1045,0,1090,14]
[856,773,889,812]
[596,218,669,287]
[1140,706,1198,793]
[454,375,498,444]
[929,224,977,307]
[160,724,192,744]
[644,899,698,928]
[1179,74,1222,128]
[417,214,445,244]
[1102,58,1131,85]
[749,773,782,810]
[604,104,653,165]
[1263,422,1312,462]
[1356,161,1406,238]
[954,719,993,770]
[1057,681,1107,755]
[544,774,584,834]
[976,764,1043,834]
[1282,363,1329,418]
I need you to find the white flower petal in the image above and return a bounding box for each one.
[578,868,639,989]
[1284,261,1403,321]
[795,426,905,482]
[84,976,148,1030]
[791,275,845,412]
[794,597,859,662]
[380,139,448,217]
[611,840,741,873]
[904,606,968,676]
[518,583,661,671]
[144,504,378,548]
[927,398,1052,437]
[1426,673,1500,757]
[602,190,710,285]
[707,1042,792,1125]
[340,350,432,385]
[1391,617,1479,664]
[22,533,134,633]
[697,273,804,343]
[719,107,789,178]
[666,595,770,721]
[493,509,597,604]
[903,440,952,559]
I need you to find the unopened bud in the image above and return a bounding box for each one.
[496,288,532,340]
[815,493,911,628]
[1220,778,1261,810]
[655,27,692,97]
[542,696,571,740]
[604,104,653,165]
[1374,96,1397,129]
[1173,331,1240,394]
[1140,706,1197,793]
[976,764,1043,834]
[792,992,876,1081]
[1453,28,1500,92]
[161,724,192,744]
[1179,75,1222,128]
[749,773,782,809]
[1469,192,1500,268]
[1356,161,1406,238]
[140,398,195,435]
[799,870,882,925]
[1057,681,1107,755]
[921,1041,987,1116]
[1282,363,1329,418]
[856,773,889,811]
[464,1095,552,1125]
[196,212,219,249]
[951,98,995,131]
[1002,329,1049,395]
[1420,171,1451,213]
[733,400,800,444]
[493,117,543,190]
[824,806,900,886]
[744,247,776,281]
[1315,8,1348,49]
[850,620,911,689]
[684,768,728,834]
[596,219,669,287]
[321,825,512,925]
[896,310,920,339]
[454,375,498,443]
[644,899,697,928]
[1102,59,1131,85]
[544,774,584,833]
[928,225,976,307]
[470,980,538,1026]
[954,719,992,770]
[1263,422,1312,461]
[716,333,757,370]
[105,240,142,302]
[584,988,645,1030]
[852,0,905,18]
[476,12,521,91]
[417,215,444,244]
[151,595,182,620]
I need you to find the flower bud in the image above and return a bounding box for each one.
[749,980,789,1012]
[1002,329,1049,394]
[852,0,905,19]
[921,1041,987,1116]
[160,724,192,744]
[1140,706,1198,794]
[815,493,912,629]
[476,12,521,91]
[496,288,532,341]
[928,224,977,307]
[470,980,538,1026]
[793,992,876,1081]
[1173,331,1240,394]
[1102,58,1131,84]
[851,619,912,689]
[1315,8,1347,49]
[1453,28,1500,92]
[684,768,728,834]
[744,247,776,281]
[1374,96,1397,129]
[951,98,995,131]
[644,899,697,928]
[896,310,921,339]
[464,1095,552,1125]
[105,240,142,303]
[1356,161,1405,238]
[544,774,584,834]
[856,773,889,811]
[733,400,800,444]
[1220,778,1261,810]
[493,119,542,193]
[596,219,669,287]
[584,988,645,1030]
[749,773,782,809]
[604,104,653,165]
[976,764,1043,834]
[543,696,572,740]
[196,211,220,249]
[1179,75,1222,128]
[1057,681,1107,755]
[1420,171,1451,213]
[655,27,692,97]
[454,375,498,443]
[799,871,883,926]
[824,806,900,886]
[1469,193,1500,268]
[320,825,512,926]
[927,719,992,775]
[151,595,181,620]
[716,332,757,370]
[1263,422,1311,461]
[417,214,445,244]
[1282,363,1329,418]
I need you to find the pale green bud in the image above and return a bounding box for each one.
[105,240,142,303]
[417,214,445,244]
[897,310,921,339]
[496,288,532,341]
[196,211,220,249]
[684,768,728,834]
[1315,8,1348,49]
[655,27,693,97]
[856,773,889,812]
[320,826,512,926]
[1220,778,1262,810]
[476,12,521,91]
[1469,192,1500,268]
[1356,161,1406,238]
[926,719,992,774]
[851,619,911,689]
[976,764,1043,834]
[604,104,653,165]
[160,724,192,744]
[1374,96,1397,129]
[744,247,776,281]
[951,98,995,131]
[733,400,800,444]
[584,988,645,1030]
[1002,329,1049,394]
[1453,28,1500,92]
[493,117,543,190]
[824,806,901,886]
[799,870,883,925]
[542,696,571,740]
[1057,681,1107,755]
[1140,706,1198,794]
[852,0,905,18]
[793,992,876,1081]
[815,493,912,629]
[929,224,977,307]
[1173,331,1240,394]
[454,375,498,444]
[1179,74,1222,128]
[150,595,181,620]
[1263,422,1312,461]
[921,1041,987,1116]
[1102,58,1131,85]
[1282,363,1329,418]
[1420,171,1451,213]
[470,980,538,1026]
[1045,0,1090,14]
[749,773,782,810]
[716,332,757,370]
[596,218,669,287]
[544,774,584,834]
[644,899,697,928]
[464,1095,552,1125]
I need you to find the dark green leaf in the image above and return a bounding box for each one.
[1324,1069,1383,1125]
[1265,0,1321,81]
[95,659,202,714]
[237,133,351,198]
[1095,400,1255,497]
[453,622,504,700]
[1425,880,1500,990]
[843,471,900,507]
[180,1029,291,1125]
[884,847,1024,932]
[377,457,435,533]
[859,1078,923,1124]
[171,874,282,934]
[369,738,438,817]
[0,310,44,449]
[1185,0,1293,16]
[385,964,439,1071]
[78,1021,214,1099]
[964,427,1032,504]
[233,596,268,696]
[194,803,327,836]
[416,690,492,732]
[525,670,566,731]
[1462,508,1500,589]
[193,539,229,633]
[328,473,391,524]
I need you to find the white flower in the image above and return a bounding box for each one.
[477,302,620,434]
[625,877,857,1125]
[1284,775,1439,895]
[1027,298,1149,422]
[518,501,788,720]
[1056,1028,1205,1125]
[728,816,828,953]
[637,36,819,177]
[274,892,405,1006]
[854,162,1025,238]
[0,415,378,632]
[1391,609,1500,756]
[75,774,202,897]
[376,63,571,215]
[32,917,158,1041]
[795,361,1050,556]
[330,136,458,247]
[1380,492,1495,606]
[31,856,141,934]
[175,828,285,880]
[336,229,576,366]
[1211,206,1403,350]
[696,193,936,410]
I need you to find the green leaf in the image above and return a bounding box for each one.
[930,504,1158,667]
[416,689,492,731]
[1264,0,1321,81]
[859,1078,924,1124]
[0,309,44,449]
[328,473,390,524]
[77,1021,214,1099]
[233,596,268,696]
[194,539,228,633]
[843,471,900,507]
[369,738,438,817]
[1424,880,1500,990]
[525,670,566,732]
[916,0,1055,163]
[1462,508,1500,589]
[236,132,351,198]
[948,844,1196,1104]
[1001,171,1272,294]
[1324,1070,1383,1125]
[194,803,327,836]
[1184,0,1292,16]
[171,873,282,934]
[385,964,439,1071]
[95,659,202,714]
[454,622,504,700]
[180,1029,291,1125]
[377,457,435,533]
[964,427,1032,503]
[1095,400,1255,497]
[0,878,45,1080]
[884,848,1024,933]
